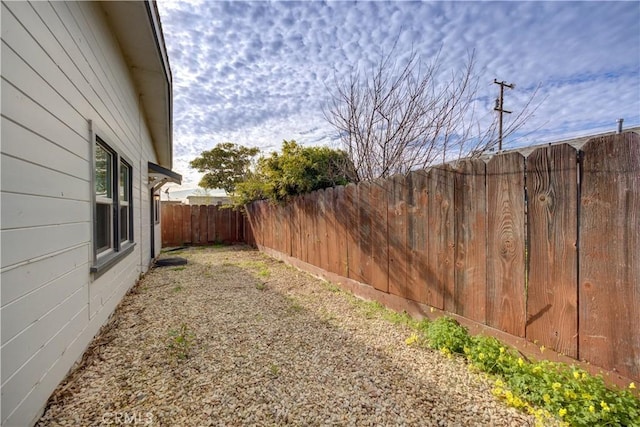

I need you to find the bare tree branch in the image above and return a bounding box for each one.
[323,44,542,181]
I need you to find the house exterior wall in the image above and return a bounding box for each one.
[1,2,162,425]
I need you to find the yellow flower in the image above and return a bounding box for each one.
[552,382,562,391]
[600,401,610,412]
[543,394,551,404]
[589,405,595,413]
[532,366,542,374]
[495,379,505,388]
[518,357,524,367]
[499,347,505,354]
[558,408,567,417]
[479,352,485,360]
[630,382,637,389]
[405,334,418,346]
[573,371,580,380]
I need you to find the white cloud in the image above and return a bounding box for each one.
[157,0,640,189]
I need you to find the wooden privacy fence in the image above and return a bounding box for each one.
[161,204,251,246]
[245,133,639,381]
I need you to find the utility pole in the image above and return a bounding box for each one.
[494,79,515,151]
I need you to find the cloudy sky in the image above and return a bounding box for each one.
[156,0,640,192]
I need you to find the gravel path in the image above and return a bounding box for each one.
[38,245,539,426]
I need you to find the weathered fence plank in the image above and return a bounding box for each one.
[344,184,360,282]
[299,195,309,263]
[357,182,373,285]
[579,133,640,381]
[317,190,329,271]
[453,159,487,323]
[325,187,339,275]
[526,144,578,358]
[306,194,318,266]
[207,205,216,242]
[406,170,430,304]
[334,186,349,277]
[487,152,526,337]
[425,166,454,310]
[199,205,208,244]
[370,180,389,292]
[388,175,408,299]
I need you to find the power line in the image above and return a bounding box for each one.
[494,79,515,151]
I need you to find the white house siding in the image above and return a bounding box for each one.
[1,2,163,425]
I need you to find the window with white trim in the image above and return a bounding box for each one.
[92,137,134,273]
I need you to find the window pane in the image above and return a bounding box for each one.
[95,143,112,198]
[120,206,129,243]
[96,203,111,253]
[120,161,129,202]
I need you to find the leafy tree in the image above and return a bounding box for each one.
[189,142,260,193]
[233,140,355,205]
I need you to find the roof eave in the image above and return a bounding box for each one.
[100,1,173,169]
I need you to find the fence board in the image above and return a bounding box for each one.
[299,195,308,263]
[356,182,372,284]
[334,186,349,277]
[344,184,360,281]
[306,194,317,266]
[273,203,283,253]
[198,205,208,244]
[181,205,192,245]
[207,205,216,242]
[453,159,487,323]
[290,197,300,259]
[425,166,454,309]
[406,171,430,303]
[487,152,526,337]
[172,204,182,245]
[317,190,329,271]
[325,188,338,275]
[161,203,173,246]
[579,133,640,380]
[369,180,389,292]
[526,144,578,357]
[190,205,200,245]
[388,175,408,298]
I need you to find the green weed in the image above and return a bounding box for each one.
[269,363,280,377]
[167,323,195,360]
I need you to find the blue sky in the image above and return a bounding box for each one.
[157,0,640,191]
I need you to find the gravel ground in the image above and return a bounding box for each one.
[38,245,541,426]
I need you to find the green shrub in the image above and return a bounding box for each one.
[426,316,471,354]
